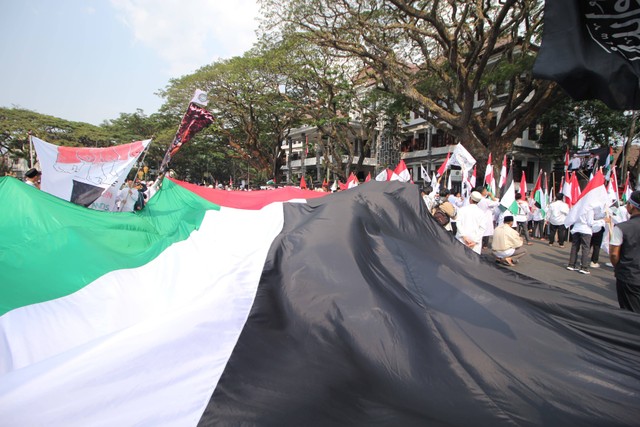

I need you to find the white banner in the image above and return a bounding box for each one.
[33,137,151,210]
[449,143,476,171]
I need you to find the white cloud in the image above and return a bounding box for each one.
[110,0,259,76]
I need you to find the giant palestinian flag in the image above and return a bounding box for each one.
[32,137,150,209]
[1,176,639,426]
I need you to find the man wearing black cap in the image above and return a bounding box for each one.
[609,190,640,312]
[24,168,41,189]
[491,215,527,266]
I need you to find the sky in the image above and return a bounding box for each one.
[0,0,260,125]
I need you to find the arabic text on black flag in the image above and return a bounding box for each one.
[533,1,640,110]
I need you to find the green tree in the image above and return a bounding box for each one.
[537,97,631,159]
[0,107,118,174]
[160,48,304,185]
[260,0,559,170]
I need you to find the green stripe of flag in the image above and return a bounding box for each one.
[0,177,219,316]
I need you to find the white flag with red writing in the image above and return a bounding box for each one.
[33,137,151,210]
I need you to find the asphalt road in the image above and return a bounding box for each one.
[481,237,618,308]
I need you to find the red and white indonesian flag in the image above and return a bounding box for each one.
[562,171,574,206]
[347,172,360,188]
[564,170,608,228]
[622,172,633,203]
[498,154,507,189]
[484,154,496,194]
[607,167,620,205]
[519,171,527,198]
[437,151,451,177]
[1,177,639,426]
[393,159,411,182]
[375,168,399,182]
[32,137,150,209]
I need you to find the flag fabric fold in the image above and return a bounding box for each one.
[563,171,574,206]
[1,177,640,426]
[519,171,527,198]
[607,167,620,205]
[533,0,640,110]
[437,151,451,177]
[484,154,496,195]
[564,170,608,228]
[190,89,209,106]
[499,165,518,215]
[622,172,633,203]
[532,170,546,218]
[420,164,430,182]
[393,159,411,182]
[449,143,476,171]
[160,103,215,173]
[347,172,359,188]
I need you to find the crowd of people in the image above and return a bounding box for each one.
[423,185,640,313]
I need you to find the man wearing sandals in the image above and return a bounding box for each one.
[492,215,527,266]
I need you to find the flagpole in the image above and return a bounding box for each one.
[28,130,34,168]
[621,110,637,182]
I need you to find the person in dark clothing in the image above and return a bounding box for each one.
[609,191,640,312]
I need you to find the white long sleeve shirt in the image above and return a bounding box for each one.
[547,200,570,226]
[570,208,599,235]
[455,204,486,254]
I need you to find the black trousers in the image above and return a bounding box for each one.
[617,279,640,313]
[517,221,530,243]
[568,232,591,269]
[548,224,567,245]
[590,229,605,263]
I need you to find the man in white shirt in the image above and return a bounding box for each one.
[455,191,486,254]
[474,186,499,248]
[547,193,570,247]
[514,193,532,245]
[566,206,606,274]
[116,179,139,212]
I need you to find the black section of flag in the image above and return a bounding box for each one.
[199,182,640,426]
[533,0,640,110]
[70,179,104,207]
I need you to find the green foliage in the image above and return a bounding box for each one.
[537,96,630,157]
[0,107,115,161]
[260,0,557,162]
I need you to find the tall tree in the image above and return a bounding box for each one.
[270,36,383,180]
[260,0,560,168]
[160,49,304,184]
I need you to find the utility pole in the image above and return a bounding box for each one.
[621,110,637,183]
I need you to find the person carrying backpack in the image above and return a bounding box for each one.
[431,190,456,232]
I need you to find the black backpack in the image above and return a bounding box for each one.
[432,208,450,226]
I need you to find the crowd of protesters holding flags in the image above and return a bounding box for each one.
[418,145,639,313]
